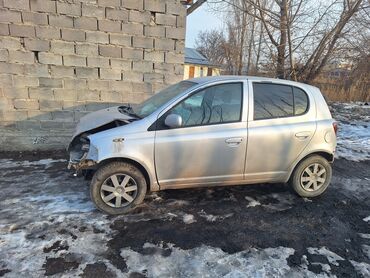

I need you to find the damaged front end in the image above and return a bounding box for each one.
[67,106,137,173]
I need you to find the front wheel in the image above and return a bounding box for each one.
[90,162,147,215]
[290,155,332,198]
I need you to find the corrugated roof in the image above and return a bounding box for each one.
[185,47,213,66]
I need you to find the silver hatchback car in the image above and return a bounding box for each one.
[68,76,337,215]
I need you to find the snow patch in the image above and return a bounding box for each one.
[359,233,370,239]
[198,210,233,222]
[183,214,196,224]
[0,158,66,169]
[362,245,370,260]
[363,216,370,223]
[120,243,331,277]
[245,196,261,207]
[350,260,370,277]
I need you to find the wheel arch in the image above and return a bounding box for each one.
[97,157,152,191]
[287,151,334,182]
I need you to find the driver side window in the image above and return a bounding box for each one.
[168,83,243,128]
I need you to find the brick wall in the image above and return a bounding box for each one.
[0,0,186,151]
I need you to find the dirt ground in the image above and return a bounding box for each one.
[0,103,369,277]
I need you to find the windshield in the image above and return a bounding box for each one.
[132,81,197,118]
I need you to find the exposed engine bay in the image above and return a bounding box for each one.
[67,106,138,171]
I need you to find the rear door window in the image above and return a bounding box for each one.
[253,83,309,120]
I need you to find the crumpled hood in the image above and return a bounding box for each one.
[71,106,135,140]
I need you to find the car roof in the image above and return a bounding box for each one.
[188,75,318,91]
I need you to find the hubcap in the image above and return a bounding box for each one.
[300,163,327,192]
[100,174,138,208]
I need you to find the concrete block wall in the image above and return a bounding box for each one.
[0,0,186,151]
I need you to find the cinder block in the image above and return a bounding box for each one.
[0,74,13,87]
[121,0,143,10]
[24,64,49,77]
[54,89,77,101]
[121,71,143,82]
[166,27,185,39]
[62,28,85,42]
[3,87,28,98]
[86,31,109,43]
[98,0,120,7]
[122,23,143,36]
[0,37,21,49]
[165,73,182,84]
[39,99,63,110]
[49,15,74,28]
[121,48,142,60]
[0,111,27,121]
[64,79,87,90]
[57,2,81,16]
[133,60,153,72]
[4,0,29,10]
[144,50,164,62]
[176,15,186,28]
[175,40,185,53]
[129,10,151,24]
[0,23,9,35]
[63,101,86,111]
[76,67,99,79]
[0,49,8,61]
[110,80,132,92]
[166,2,186,16]
[144,0,165,13]
[156,13,176,26]
[74,17,97,31]
[154,62,174,73]
[155,38,175,51]
[24,38,49,52]
[14,99,39,110]
[82,4,105,18]
[9,50,34,64]
[77,90,100,101]
[50,41,75,55]
[165,52,184,64]
[106,8,128,21]
[98,20,121,33]
[144,72,163,82]
[76,43,98,56]
[99,68,122,80]
[39,52,63,65]
[50,66,75,78]
[22,12,48,25]
[99,45,121,58]
[29,88,54,100]
[133,36,153,49]
[144,25,165,37]
[30,0,56,13]
[36,26,61,40]
[132,81,151,93]
[88,80,109,90]
[110,33,131,46]
[9,24,35,37]
[27,111,52,121]
[87,56,110,68]
[110,58,131,70]
[100,91,122,102]
[0,9,22,23]
[0,62,24,74]
[39,77,63,88]
[63,55,86,67]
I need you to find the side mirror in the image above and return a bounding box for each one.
[164,114,182,129]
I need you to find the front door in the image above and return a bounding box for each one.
[154,82,248,188]
[245,81,316,181]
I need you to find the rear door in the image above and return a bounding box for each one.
[245,81,316,182]
[154,81,249,188]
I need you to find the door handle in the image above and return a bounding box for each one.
[295,131,311,140]
[225,137,243,146]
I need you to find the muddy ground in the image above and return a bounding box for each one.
[0,103,369,277]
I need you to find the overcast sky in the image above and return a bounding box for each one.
[185,2,224,48]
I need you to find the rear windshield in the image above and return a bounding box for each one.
[133,81,197,118]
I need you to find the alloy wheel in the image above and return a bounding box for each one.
[300,163,327,192]
[100,174,138,208]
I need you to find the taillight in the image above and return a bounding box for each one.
[332,122,338,135]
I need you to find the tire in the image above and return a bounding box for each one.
[290,155,332,198]
[90,161,147,215]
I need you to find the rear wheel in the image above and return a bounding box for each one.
[290,155,332,197]
[90,162,147,215]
